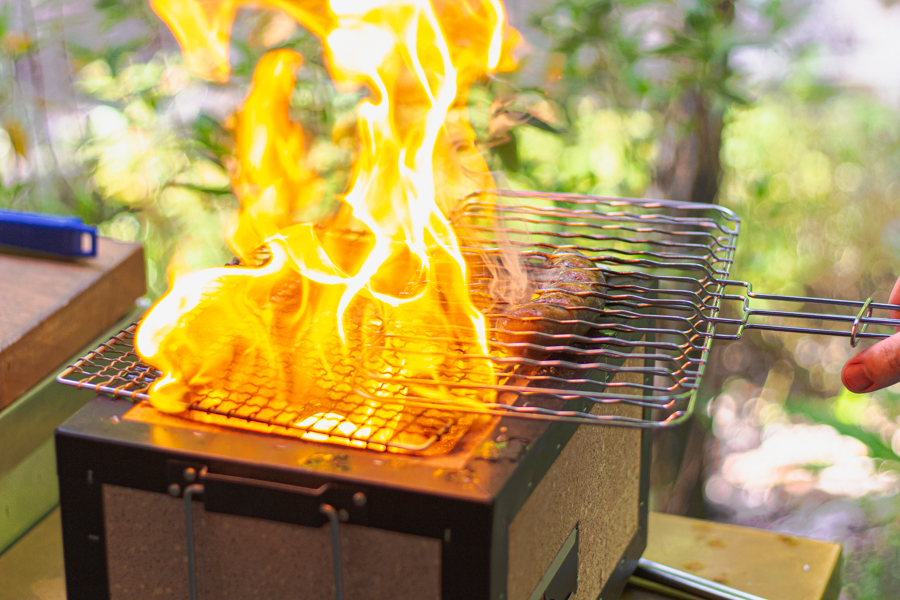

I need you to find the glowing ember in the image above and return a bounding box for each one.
[134,0,519,449]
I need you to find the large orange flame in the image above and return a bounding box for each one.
[135,0,518,442]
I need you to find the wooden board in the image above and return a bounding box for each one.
[0,237,145,410]
[621,512,842,600]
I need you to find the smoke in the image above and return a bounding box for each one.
[443,141,533,310]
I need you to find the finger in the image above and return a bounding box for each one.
[890,277,900,328]
[842,332,900,393]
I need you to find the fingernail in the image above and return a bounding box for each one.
[843,363,874,393]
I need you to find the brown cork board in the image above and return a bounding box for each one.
[103,484,442,600]
[507,355,645,600]
[0,237,145,409]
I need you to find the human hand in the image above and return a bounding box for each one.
[842,277,900,393]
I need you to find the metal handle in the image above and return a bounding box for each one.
[177,469,346,600]
[200,469,329,496]
[633,558,769,600]
[320,504,346,600]
[183,483,205,600]
[709,280,900,345]
[198,469,331,526]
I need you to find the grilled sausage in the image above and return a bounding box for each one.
[495,253,606,355]
[554,282,604,311]
[495,302,574,347]
[546,254,596,270]
[532,291,592,330]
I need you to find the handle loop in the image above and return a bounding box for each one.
[850,296,874,347]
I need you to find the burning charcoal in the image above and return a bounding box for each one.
[495,253,606,356]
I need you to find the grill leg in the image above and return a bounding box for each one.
[183,484,205,600]
[319,503,345,600]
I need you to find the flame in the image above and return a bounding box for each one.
[135,0,518,449]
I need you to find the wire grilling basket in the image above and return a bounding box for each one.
[58,190,900,437]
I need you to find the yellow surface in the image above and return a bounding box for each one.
[0,509,843,600]
[626,512,842,600]
[0,509,64,600]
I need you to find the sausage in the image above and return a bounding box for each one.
[553,282,604,311]
[532,291,592,330]
[495,253,606,355]
[495,303,575,348]
[546,254,596,270]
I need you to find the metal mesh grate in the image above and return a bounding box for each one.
[58,325,472,451]
[61,326,162,397]
[60,191,745,437]
[59,190,900,445]
[443,191,738,426]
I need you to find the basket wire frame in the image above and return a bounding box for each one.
[58,190,900,436]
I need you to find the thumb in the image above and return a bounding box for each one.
[842,331,900,393]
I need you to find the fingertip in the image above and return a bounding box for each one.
[842,333,900,393]
[890,278,900,326]
[842,362,874,393]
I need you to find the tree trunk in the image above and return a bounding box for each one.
[655,89,725,205]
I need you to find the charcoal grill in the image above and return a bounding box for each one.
[54,191,899,600]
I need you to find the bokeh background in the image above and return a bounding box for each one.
[3,0,900,597]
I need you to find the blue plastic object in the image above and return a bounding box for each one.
[0,208,97,258]
[0,209,97,257]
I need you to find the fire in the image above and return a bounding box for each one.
[135,0,519,449]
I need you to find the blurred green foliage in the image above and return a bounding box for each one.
[723,95,900,298]
[2,0,900,596]
[841,500,900,599]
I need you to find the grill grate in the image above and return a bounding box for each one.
[59,325,468,451]
[62,326,161,397]
[59,191,900,439]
